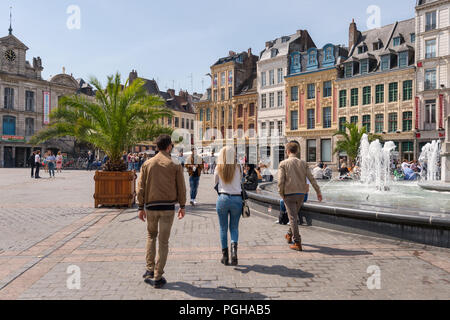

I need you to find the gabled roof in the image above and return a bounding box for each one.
[0,34,29,50]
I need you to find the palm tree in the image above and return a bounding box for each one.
[333,122,382,164]
[30,73,173,171]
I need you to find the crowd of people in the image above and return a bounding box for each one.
[123,152,151,172]
[28,150,64,179]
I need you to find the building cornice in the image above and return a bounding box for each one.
[416,0,450,11]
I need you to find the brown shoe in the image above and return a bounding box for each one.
[285,233,293,244]
[290,241,303,251]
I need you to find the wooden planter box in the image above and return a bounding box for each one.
[94,171,137,208]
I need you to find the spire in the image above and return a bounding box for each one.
[8,6,12,35]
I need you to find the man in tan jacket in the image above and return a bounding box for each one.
[137,135,186,289]
[278,142,323,251]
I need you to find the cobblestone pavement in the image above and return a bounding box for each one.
[0,169,449,300]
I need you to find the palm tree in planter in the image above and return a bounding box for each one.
[333,122,382,166]
[30,73,173,208]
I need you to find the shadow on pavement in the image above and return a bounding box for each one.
[304,244,372,256]
[147,281,268,300]
[234,265,314,279]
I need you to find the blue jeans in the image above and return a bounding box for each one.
[189,176,200,200]
[216,195,243,249]
[48,163,55,177]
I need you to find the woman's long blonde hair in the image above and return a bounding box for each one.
[217,146,238,184]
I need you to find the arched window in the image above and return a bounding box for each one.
[307,48,318,70]
[290,52,301,74]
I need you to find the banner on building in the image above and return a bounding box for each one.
[1,135,25,142]
[43,91,51,125]
[439,94,443,129]
[415,97,419,130]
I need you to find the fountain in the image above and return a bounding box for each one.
[418,140,441,182]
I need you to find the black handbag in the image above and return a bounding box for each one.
[239,166,251,218]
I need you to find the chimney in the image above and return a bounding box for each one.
[229,50,236,56]
[248,48,252,56]
[129,70,138,84]
[349,19,360,50]
[167,89,175,98]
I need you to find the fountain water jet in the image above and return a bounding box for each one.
[419,140,441,182]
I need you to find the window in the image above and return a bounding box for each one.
[249,103,255,117]
[324,46,333,61]
[321,139,332,162]
[403,111,413,132]
[221,72,225,86]
[389,113,398,132]
[351,88,358,106]
[307,84,315,99]
[228,107,233,124]
[228,87,232,100]
[277,68,283,84]
[375,84,384,104]
[425,100,437,125]
[238,105,243,118]
[277,91,283,107]
[214,108,218,123]
[399,51,409,68]
[213,74,218,88]
[350,116,358,125]
[261,122,267,136]
[339,117,347,132]
[425,69,436,90]
[425,39,436,59]
[308,50,317,67]
[248,123,255,137]
[307,140,317,163]
[175,117,180,128]
[261,94,267,108]
[403,80,413,101]
[228,70,233,85]
[402,142,414,162]
[4,88,14,109]
[221,88,225,101]
[393,37,401,46]
[269,70,275,85]
[221,107,225,124]
[358,45,368,54]
[191,120,194,130]
[213,90,218,102]
[3,116,16,135]
[290,53,301,74]
[199,109,204,121]
[425,11,437,31]
[269,121,275,137]
[362,115,371,132]
[168,117,172,126]
[25,118,34,136]
[411,33,416,43]
[291,86,298,101]
[339,90,347,108]
[323,81,332,98]
[271,49,278,58]
[360,59,369,74]
[373,40,383,50]
[375,114,384,133]
[323,107,332,129]
[277,121,283,136]
[291,111,298,130]
[206,108,211,121]
[261,72,266,87]
[363,86,371,105]
[307,109,315,129]
[381,55,390,71]
[25,91,35,112]
[389,82,398,102]
[269,93,275,108]
[344,63,353,78]
[181,118,185,129]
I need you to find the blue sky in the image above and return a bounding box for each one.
[6,0,415,94]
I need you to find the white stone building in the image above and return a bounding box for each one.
[257,30,315,166]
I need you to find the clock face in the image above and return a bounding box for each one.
[4,49,16,62]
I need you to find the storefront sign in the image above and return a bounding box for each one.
[1,135,26,142]
[43,91,51,125]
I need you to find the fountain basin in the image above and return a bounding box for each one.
[247,182,450,248]
[419,182,450,193]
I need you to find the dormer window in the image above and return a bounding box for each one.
[381,55,390,71]
[307,48,318,70]
[360,59,369,74]
[393,37,402,46]
[358,45,368,54]
[344,63,353,78]
[271,48,278,58]
[281,36,290,43]
[290,52,301,74]
[323,45,335,66]
[236,55,244,63]
[373,40,383,50]
[410,33,416,43]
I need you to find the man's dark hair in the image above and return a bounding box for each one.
[286,142,299,155]
[156,135,172,151]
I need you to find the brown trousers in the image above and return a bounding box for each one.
[283,195,305,244]
[146,210,175,280]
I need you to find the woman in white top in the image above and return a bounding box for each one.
[214,146,243,266]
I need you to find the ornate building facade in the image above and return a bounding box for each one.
[336,18,417,162]
[0,30,89,168]
[285,44,348,168]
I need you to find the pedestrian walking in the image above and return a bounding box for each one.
[34,150,41,179]
[214,146,244,266]
[29,151,36,178]
[87,151,95,171]
[137,135,186,289]
[56,152,63,173]
[186,148,204,206]
[278,142,323,251]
